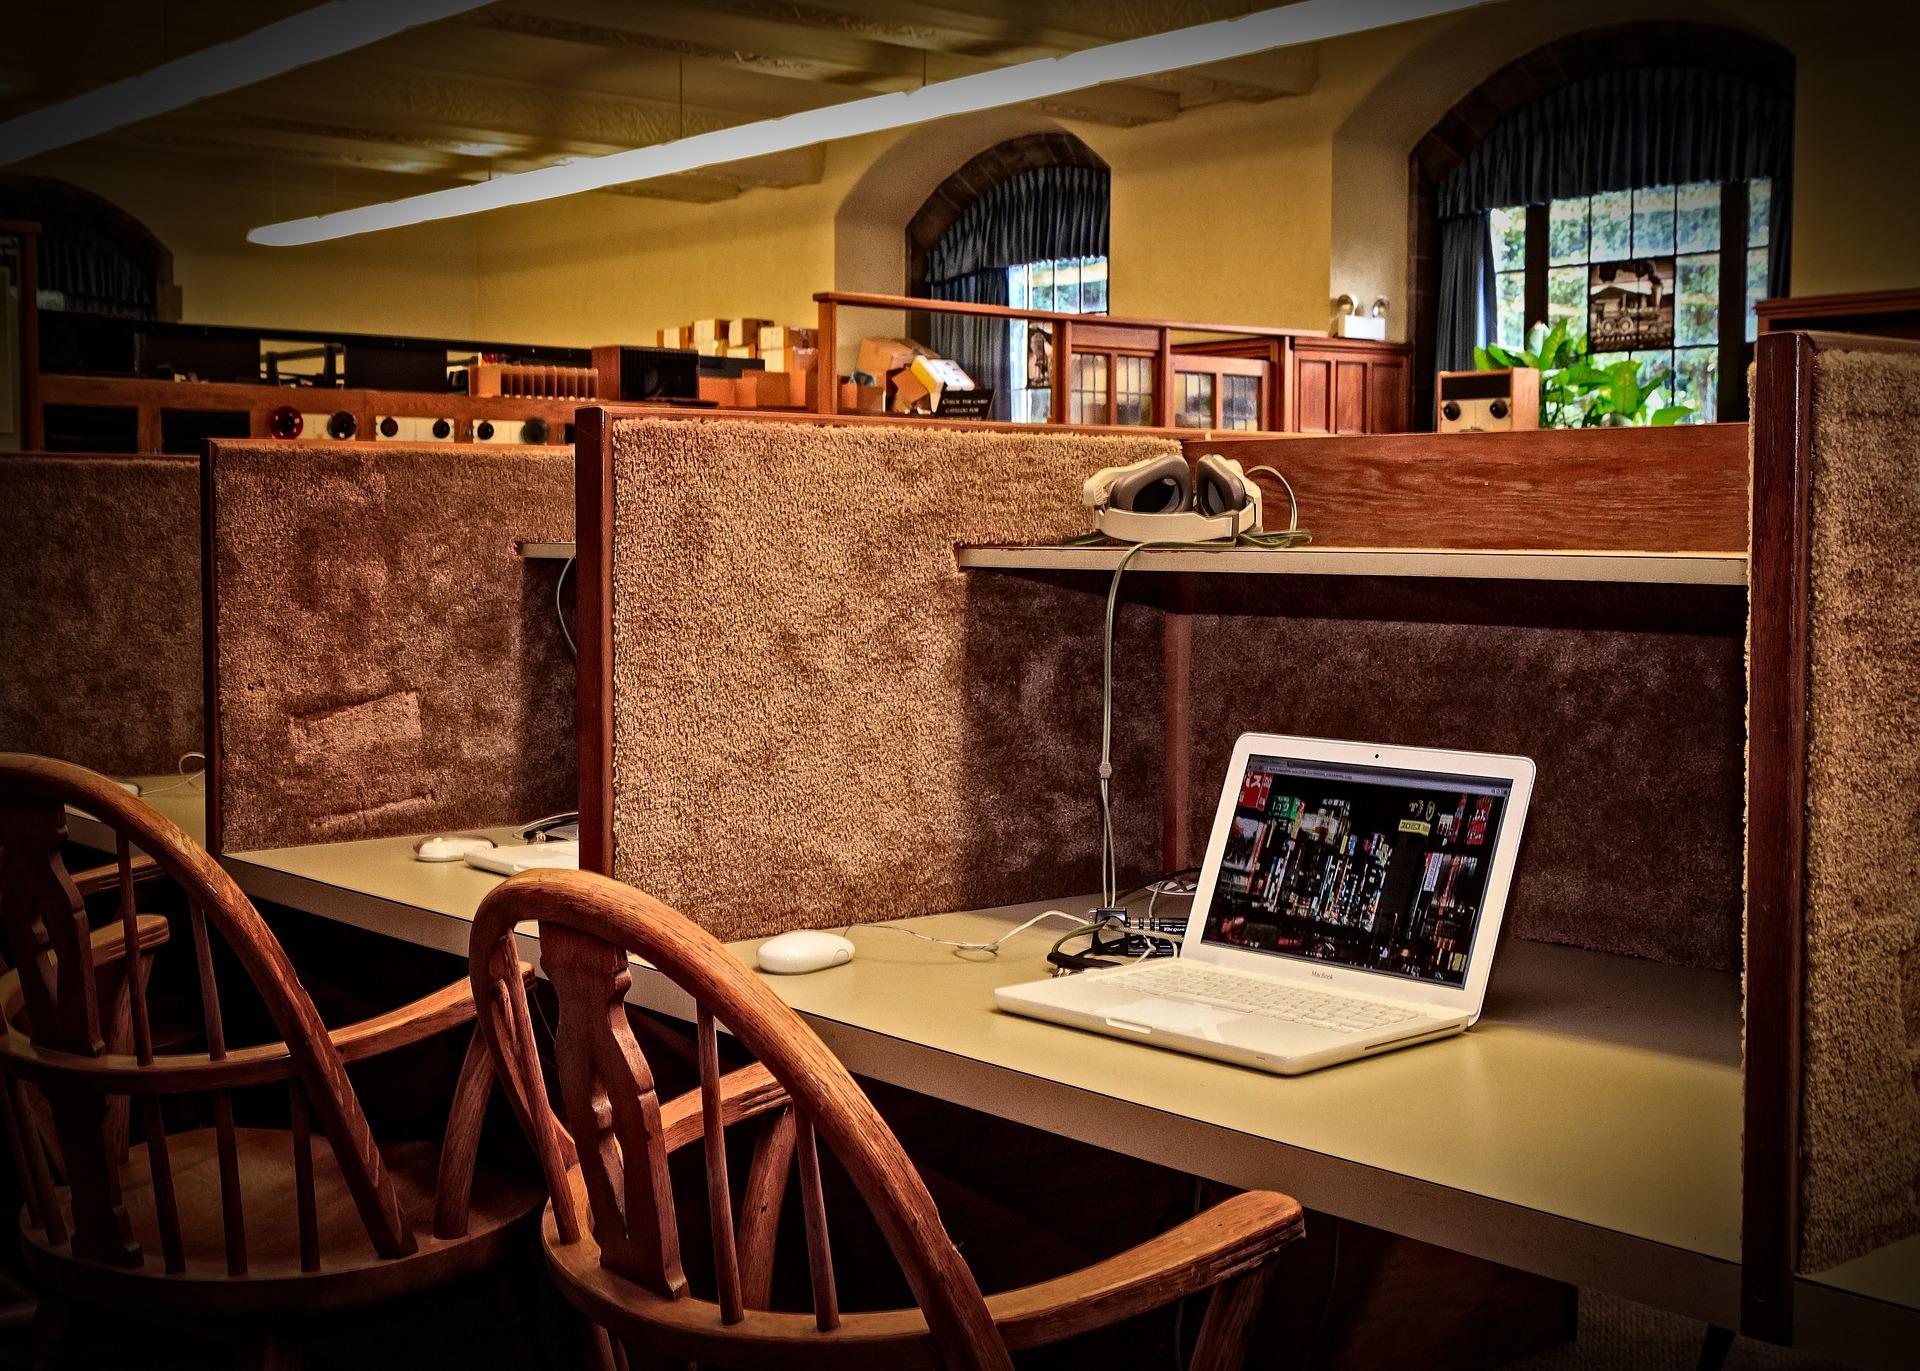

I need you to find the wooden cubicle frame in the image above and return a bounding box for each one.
[1741,329,1920,1343]
[1,220,41,451]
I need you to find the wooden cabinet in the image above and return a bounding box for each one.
[1291,338,1409,435]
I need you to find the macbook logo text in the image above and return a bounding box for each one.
[1310,970,1335,981]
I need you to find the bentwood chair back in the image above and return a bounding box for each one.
[470,867,1306,1371]
[0,754,541,1359]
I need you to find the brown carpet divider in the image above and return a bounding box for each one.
[1798,347,1920,1272]
[206,442,574,853]
[0,452,201,775]
[1184,580,1748,970]
[605,418,1179,942]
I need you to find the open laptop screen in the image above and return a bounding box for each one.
[1201,754,1514,988]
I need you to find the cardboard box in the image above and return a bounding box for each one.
[697,375,733,405]
[758,324,817,352]
[893,354,976,414]
[840,380,886,414]
[728,317,774,347]
[691,318,725,344]
[695,340,726,357]
[856,336,930,386]
[726,345,755,359]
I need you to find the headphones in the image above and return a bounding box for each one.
[1082,454,1263,543]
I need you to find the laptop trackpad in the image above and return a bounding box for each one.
[1105,999,1239,1038]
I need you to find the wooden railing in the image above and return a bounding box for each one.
[812,290,1409,432]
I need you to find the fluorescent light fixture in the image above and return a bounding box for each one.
[0,0,488,168]
[251,0,1490,246]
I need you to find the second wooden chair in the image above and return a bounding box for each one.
[469,866,1306,1371]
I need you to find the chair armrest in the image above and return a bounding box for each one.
[89,914,170,966]
[71,853,161,900]
[328,961,538,1066]
[658,1062,792,1153]
[983,1190,1305,1351]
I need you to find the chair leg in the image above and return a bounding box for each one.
[234,1327,302,1371]
[30,1296,71,1371]
[1189,1259,1281,1371]
[1697,1324,1735,1371]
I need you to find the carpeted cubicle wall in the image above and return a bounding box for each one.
[606,419,1177,942]
[0,453,202,775]
[1798,347,1920,1272]
[207,442,575,852]
[1184,580,1748,971]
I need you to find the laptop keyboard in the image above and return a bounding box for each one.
[1121,963,1425,1034]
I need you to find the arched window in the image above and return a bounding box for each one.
[0,175,177,320]
[1411,25,1793,427]
[908,134,1109,422]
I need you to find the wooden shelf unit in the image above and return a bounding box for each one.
[957,544,1748,586]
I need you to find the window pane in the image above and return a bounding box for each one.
[1114,354,1153,426]
[1630,350,1674,395]
[1223,374,1260,431]
[1029,260,1055,312]
[1749,177,1772,248]
[1070,353,1107,425]
[1631,185,1675,255]
[1490,205,1528,273]
[1548,198,1588,266]
[1053,258,1081,315]
[1673,346,1719,423]
[1081,256,1109,313]
[1178,373,1213,428]
[1591,190,1632,260]
[1676,253,1720,346]
[1548,266,1586,342]
[1007,265,1027,309]
[1676,182,1720,254]
[1747,246,1770,342]
[1495,270,1527,350]
[1025,389,1052,424]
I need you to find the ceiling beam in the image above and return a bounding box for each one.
[0,0,491,167]
[464,1,1178,126]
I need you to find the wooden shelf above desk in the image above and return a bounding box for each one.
[957,544,1750,586]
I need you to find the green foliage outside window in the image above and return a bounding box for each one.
[1476,318,1694,428]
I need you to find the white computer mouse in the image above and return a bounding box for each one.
[413,834,496,863]
[756,930,855,975]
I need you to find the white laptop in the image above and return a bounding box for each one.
[995,733,1534,1075]
[464,839,581,876]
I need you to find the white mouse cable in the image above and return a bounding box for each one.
[848,907,1088,954]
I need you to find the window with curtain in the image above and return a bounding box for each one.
[1487,178,1773,422]
[923,164,1110,422]
[1005,255,1109,423]
[1435,64,1791,426]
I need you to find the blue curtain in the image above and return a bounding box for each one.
[1435,213,1496,373]
[1435,64,1794,374]
[39,231,154,317]
[924,165,1110,421]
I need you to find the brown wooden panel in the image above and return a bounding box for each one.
[1334,362,1368,434]
[1072,322,1159,353]
[1295,359,1332,435]
[1186,424,1750,553]
[1368,360,1410,434]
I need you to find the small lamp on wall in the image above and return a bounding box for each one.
[1332,292,1388,340]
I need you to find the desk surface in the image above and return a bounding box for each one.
[66,773,208,852]
[223,830,1744,1325]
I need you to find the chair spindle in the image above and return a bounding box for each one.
[188,903,246,1275]
[697,1007,744,1324]
[738,1107,795,1309]
[141,1098,185,1273]
[794,1112,839,1332]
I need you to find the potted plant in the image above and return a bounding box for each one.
[1477,319,1693,428]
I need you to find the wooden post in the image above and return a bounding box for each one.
[1154,327,1174,428]
[814,297,838,416]
[1049,318,1073,425]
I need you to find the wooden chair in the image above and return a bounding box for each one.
[469,867,1306,1371]
[0,754,545,1366]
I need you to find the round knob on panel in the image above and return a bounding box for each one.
[520,417,549,445]
[268,406,303,440]
[1441,401,1462,422]
[1489,399,1510,420]
[475,420,495,441]
[432,417,453,439]
[327,411,358,439]
[562,422,576,446]
[379,416,399,438]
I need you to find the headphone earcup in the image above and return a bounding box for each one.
[1106,454,1192,515]
[1193,455,1247,518]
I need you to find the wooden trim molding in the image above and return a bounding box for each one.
[576,407,615,877]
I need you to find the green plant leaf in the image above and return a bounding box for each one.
[1649,405,1694,426]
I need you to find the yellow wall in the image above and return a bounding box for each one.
[27,0,1920,348]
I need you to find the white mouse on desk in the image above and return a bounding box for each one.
[756,930,855,975]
